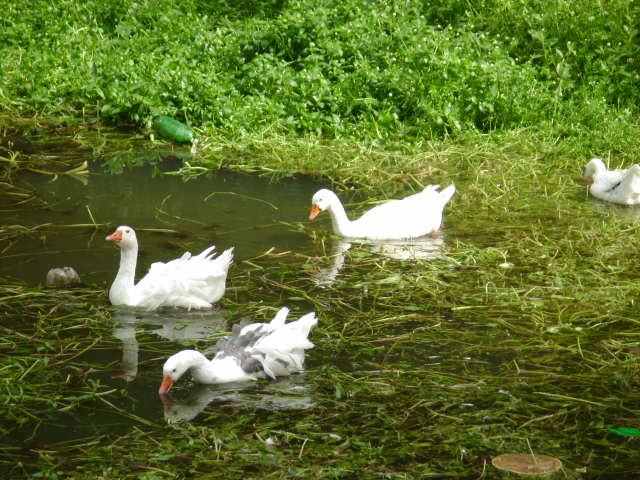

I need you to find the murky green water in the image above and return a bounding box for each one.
[0,132,461,449]
[2,159,329,443]
[1,165,320,284]
[3,128,640,478]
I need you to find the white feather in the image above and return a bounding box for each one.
[106,226,233,311]
[159,308,317,392]
[583,158,640,205]
[309,185,455,239]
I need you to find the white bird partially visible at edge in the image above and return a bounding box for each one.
[308,185,456,240]
[583,158,640,205]
[106,226,233,311]
[159,307,317,393]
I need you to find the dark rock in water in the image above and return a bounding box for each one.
[45,267,81,288]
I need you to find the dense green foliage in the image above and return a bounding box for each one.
[2,0,638,149]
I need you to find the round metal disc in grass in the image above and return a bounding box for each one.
[492,453,562,476]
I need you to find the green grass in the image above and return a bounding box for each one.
[1,0,639,155]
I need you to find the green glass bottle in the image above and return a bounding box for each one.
[153,116,194,144]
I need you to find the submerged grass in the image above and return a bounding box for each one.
[2,235,639,478]
[2,117,640,478]
[0,283,120,434]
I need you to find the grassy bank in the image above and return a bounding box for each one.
[2,0,640,161]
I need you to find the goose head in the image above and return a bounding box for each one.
[106,226,138,249]
[582,158,606,185]
[309,189,339,220]
[159,350,202,393]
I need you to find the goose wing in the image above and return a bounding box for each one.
[134,246,233,310]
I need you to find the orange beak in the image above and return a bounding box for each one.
[159,375,174,394]
[309,204,322,220]
[106,229,123,243]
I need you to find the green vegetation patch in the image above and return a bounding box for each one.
[1,0,639,151]
[2,120,640,476]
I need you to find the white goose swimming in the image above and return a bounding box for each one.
[583,158,640,205]
[309,185,456,240]
[159,307,317,393]
[106,226,233,311]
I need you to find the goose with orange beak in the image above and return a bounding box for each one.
[308,185,455,240]
[159,307,317,393]
[106,225,233,311]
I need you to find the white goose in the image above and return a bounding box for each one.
[159,307,317,393]
[309,185,456,240]
[583,158,640,205]
[106,226,233,311]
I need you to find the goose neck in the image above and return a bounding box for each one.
[189,353,220,383]
[327,199,353,237]
[109,244,139,305]
[115,244,138,286]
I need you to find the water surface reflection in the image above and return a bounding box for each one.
[1,166,321,284]
[587,197,640,220]
[313,235,447,286]
[112,310,227,381]
[161,377,314,423]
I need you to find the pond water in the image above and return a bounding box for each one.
[0,125,461,446]
[2,150,330,443]
[3,127,640,478]
[0,164,321,285]
[2,134,455,447]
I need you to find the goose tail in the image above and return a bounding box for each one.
[438,184,456,206]
[270,307,290,328]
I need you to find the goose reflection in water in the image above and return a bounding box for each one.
[160,378,315,423]
[111,310,227,382]
[312,234,447,286]
[586,197,640,220]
